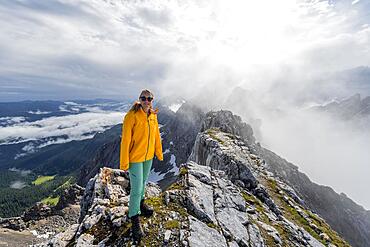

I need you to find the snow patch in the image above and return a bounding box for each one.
[169,103,183,113]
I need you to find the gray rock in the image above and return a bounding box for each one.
[187,216,227,247]
[216,207,250,246]
[186,173,217,224]
[76,233,96,246]
[45,224,79,247]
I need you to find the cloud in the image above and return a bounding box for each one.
[0,111,124,146]
[0,0,369,101]
[10,180,26,189]
[9,167,32,176]
[255,104,370,209]
[0,116,26,126]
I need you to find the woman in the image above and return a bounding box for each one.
[119,89,163,241]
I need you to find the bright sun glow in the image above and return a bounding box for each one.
[165,0,339,68]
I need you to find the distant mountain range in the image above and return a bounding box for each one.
[311,93,370,120]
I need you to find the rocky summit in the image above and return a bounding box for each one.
[37,117,350,246]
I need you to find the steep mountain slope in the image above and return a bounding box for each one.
[40,123,349,246]
[201,110,370,247]
[256,147,370,247]
[73,106,369,246]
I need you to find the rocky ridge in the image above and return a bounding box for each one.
[38,117,349,246]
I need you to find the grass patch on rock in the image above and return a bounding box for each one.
[261,176,350,246]
[41,195,60,206]
[32,175,55,185]
[205,128,225,145]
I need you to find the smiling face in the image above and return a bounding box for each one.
[139,91,154,112]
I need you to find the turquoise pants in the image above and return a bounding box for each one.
[128,159,153,217]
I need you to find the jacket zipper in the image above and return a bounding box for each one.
[144,113,150,161]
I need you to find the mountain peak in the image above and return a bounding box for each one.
[39,126,349,246]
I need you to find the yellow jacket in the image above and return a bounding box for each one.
[120,107,163,171]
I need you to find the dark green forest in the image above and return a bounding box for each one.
[0,170,71,217]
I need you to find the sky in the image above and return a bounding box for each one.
[0,0,370,208]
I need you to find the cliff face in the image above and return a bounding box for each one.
[255,147,370,247]
[198,110,370,247]
[39,114,350,246]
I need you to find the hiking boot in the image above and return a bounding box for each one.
[130,214,144,242]
[140,199,154,217]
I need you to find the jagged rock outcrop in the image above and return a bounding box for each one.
[54,184,84,211]
[200,110,256,145]
[199,110,370,247]
[40,124,349,246]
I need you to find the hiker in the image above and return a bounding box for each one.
[119,89,164,242]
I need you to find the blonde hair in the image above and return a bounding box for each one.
[129,89,158,114]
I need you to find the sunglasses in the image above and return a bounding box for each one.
[139,96,153,102]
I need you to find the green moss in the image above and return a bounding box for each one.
[179,166,188,176]
[286,205,322,242]
[241,191,264,212]
[305,210,350,246]
[262,178,324,243]
[224,132,237,140]
[167,182,184,190]
[145,196,164,212]
[206,128,225,144]
[241,190,271,223]
[262,176,350,246]
[165,220,180,229]
[258,226,278,246]
[32,175,55,185]
[139,192,190,246]
[57,177,74,190]
[141,196,166,245]
[266,178,278,192]
[41,195,60,206]
[167,202,188,219]
[85,219,112,244]
[206,222,222,232]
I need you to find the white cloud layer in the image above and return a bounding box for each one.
[0,111,124,146]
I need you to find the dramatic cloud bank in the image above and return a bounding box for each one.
[0,0,368,101]
[0,111,124,146]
